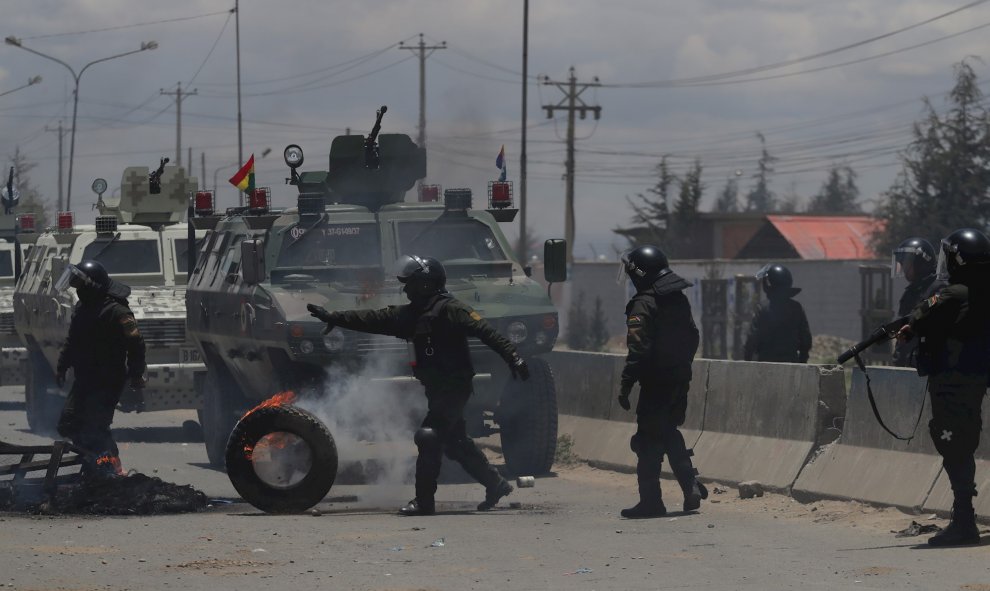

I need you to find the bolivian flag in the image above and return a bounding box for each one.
[228,154,255,194]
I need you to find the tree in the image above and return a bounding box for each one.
[807,165,861,214]
[8,147,51,230]
[674,159,704,223]
[587,296,609,351]
[777,180,803,214]
[873,61,990,252]
[566,291,588,350]
[713,175,740,212]
[622,156,675,246]
[745,132,777,212]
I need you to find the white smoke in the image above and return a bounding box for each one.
[295,351,427,508]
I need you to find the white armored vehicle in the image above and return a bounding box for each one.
[15,161,211,432]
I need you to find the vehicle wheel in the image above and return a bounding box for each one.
[225,404,338,513]
[200,369,244,468]
[25,349,61,435]
[498,357,558,475]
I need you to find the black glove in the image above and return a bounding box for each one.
[510,356,530,381]
[306,303,335,334]
[119,379,146,413]
[618,383,632,411]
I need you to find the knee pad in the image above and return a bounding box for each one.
[929,417,980,457]
[414,427,441,452]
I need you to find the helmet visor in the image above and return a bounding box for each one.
[891,245,925,279]
[616,250,632,285]
[936,241,951,281]
[54,264,91,293]
[394,255,426,283]
[755,263,773,281]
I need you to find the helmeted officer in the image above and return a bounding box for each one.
[307,254,529,516]
[743,263,812,363]
[897,228,990,546]
[617,245,707,518]
[891,237,944,367]
[54,260,146,477]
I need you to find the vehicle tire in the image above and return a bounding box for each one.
[498,357,558,475]
[25,349,61,435]
[200,369,244,468]
[225,404,338,513]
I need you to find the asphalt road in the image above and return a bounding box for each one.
[2,385,990,591]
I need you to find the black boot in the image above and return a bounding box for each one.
[477,479,513,511]
[621,479,666,518]
[399,498,435,516]
[682,480,709,513]
[929,504,979,546]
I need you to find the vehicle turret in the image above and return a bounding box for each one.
[96,157,198,229]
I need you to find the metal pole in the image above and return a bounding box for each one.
[201,152,206,190]
[67,73,81,211]
[57,120,64,212]
[418,34,426,150]
[519,0,529,262]
[235,0,244,207]
[177,82,182,165]
[565,68,576,265]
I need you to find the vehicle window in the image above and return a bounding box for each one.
[0,250,12,277]
[174,238,207,273]
[276,223,380,268]
[397,219,506,262]
[82,240,161,274]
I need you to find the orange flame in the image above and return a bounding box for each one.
[242,391,297,461]
[95,454,124,476]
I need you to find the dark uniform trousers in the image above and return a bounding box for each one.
[633,380,694,504]
[928,377,985,509]
[58,377,125,463]
[415,376,503,502]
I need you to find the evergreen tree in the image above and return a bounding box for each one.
[713,175,739,212]
[807,165,861,214]
[588,296,609,351]
[873,61,990,252]
[623,156,675,246]
[745,132,777,212]
[8,147,50,229]
[566,290,589,350]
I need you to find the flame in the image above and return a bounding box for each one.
[241,391,297,461]
[95,454,124,476]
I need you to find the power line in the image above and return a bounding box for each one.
[186,10,234,86]
[22,9,233,40]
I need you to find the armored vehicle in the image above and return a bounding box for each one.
[188,110,567,475]
[15,162,211,433]
[0,167,36,387]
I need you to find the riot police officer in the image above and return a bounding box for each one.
[743,263,812,363]
[891,237,943,367]
[617,245,707,518]
[897,228,990,546]
[54,260,146,477]
[307,254,529,516]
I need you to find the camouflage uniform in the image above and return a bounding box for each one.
[620,271,703,512]
[57,294,146,470]
[326,293,521,508]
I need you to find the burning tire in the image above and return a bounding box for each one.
[225,404,338,513]
[498,357,558,475]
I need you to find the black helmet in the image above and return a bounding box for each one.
[619,245,670,289]
[891,237,936,280]
[395,254,446,298]
[937,228,990,281]
[756,263,800,297]
[54,259,109,293]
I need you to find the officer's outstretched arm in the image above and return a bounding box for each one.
[309,304,403,337]
[454,304,528,379]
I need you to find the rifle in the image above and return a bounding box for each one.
[836,314,920,441]
[364,105,388,169]
[837,315,909,364]
[149,157,170,194]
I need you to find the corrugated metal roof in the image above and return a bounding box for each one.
[766,215,883,260]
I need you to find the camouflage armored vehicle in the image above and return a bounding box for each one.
[188,110,567,475]
[15,161,211,433]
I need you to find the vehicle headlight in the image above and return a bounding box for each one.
[323,332,345,352]
[534,331,548,346]
[507,321,528,344]
[299,339,315,355]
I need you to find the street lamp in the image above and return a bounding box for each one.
[4,36,158,211]
[0,75,42,98]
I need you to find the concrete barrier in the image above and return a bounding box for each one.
[545,352,710,473]
[793,367,942,510]
[691,360,844,491]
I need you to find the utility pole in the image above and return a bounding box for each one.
[201,152,206,190]
[542,67,601,264]
[44,120,68,211]
[161,82,197,167]
[399,34,446,155]
[519,0,530,262]
[234,1,243,206]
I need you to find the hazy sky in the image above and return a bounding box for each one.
[2,0,989,259]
